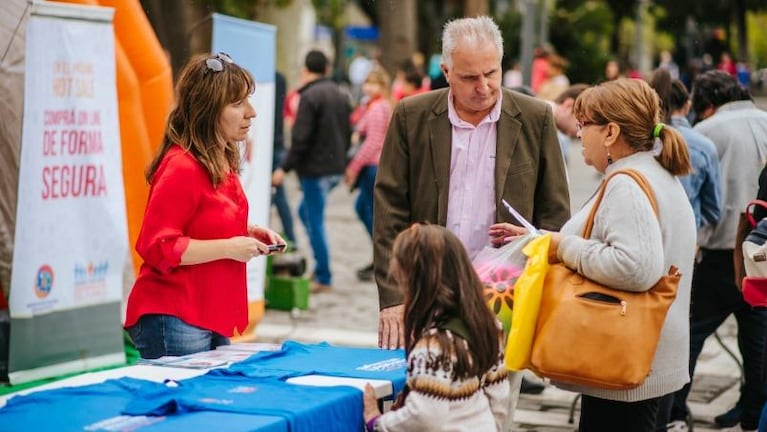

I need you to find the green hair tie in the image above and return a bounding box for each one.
[653,123,665,139]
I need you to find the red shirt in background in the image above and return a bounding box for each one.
[283,89,301,127]
[531,57,550,93]
[125,145,249,337]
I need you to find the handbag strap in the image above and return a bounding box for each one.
[746,200,767,228]
[582,169,658,238]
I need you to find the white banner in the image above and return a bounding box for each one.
[8,3,127,383]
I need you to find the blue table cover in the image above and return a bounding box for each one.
[123,374,362,432]
[220,341,407,396]
[0,377,287,432]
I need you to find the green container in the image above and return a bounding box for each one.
[265,276,309,311]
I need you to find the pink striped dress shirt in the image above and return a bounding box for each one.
[446,92,502,259]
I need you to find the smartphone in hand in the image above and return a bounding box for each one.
[267,243,287,252]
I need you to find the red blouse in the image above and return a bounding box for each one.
[124,145,249,337]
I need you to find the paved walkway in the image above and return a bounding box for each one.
[258,119,756,430]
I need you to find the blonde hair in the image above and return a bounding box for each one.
[573,78,691,176]
[364,67,392,101]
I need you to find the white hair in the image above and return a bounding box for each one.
[441,16,503,69]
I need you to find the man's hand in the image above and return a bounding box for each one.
[271,168,285,187]
[488,223,528,247]
[378,305,404,350]
[344,167,357,186]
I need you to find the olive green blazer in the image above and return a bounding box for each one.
[373,87,571,309]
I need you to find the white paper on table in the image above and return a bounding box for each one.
[286,375,393,399]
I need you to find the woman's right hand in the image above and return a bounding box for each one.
[228,236,269,262]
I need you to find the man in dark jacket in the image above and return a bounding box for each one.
[272,50,350,293]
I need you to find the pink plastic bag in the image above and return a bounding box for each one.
[473,234,535,335]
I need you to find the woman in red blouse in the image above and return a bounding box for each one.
[345,68,393,281]
[125,53,284,359]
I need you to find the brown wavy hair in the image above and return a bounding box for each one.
[573,78,691,176]
[390,223,500,378]
[146,53,255,186]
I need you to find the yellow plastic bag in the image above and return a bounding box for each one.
[505,233,551,371]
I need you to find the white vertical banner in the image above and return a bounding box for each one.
[8,2,127,384]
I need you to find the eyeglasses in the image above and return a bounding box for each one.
[576,120,603,132]
[205,52,234,73]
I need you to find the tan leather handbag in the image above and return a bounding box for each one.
[529,169,681,390]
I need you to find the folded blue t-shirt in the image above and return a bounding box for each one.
[0,377,286,432]
[122,374,362,432]
[219,341,407,396]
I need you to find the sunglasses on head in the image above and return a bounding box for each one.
[205,52,234,73]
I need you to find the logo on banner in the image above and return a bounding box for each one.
[34,264,54,299]
[74,260,109,302]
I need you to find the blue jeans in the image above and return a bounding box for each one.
[127,314,230,359]
[354,165,377,238]
[272,150,296,244]
[671,249,767,430]
[298,175,340,285]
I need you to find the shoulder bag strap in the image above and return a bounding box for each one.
[582,169,658,238]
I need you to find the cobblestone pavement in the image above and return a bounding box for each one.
[258,117,758,430]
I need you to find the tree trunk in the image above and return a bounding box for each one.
[538,0,550,47]
[417,0,442,63]
[462,0,489,17]
[520,0,536,86]
[377,0,417,76]
[734,0,748,63]
[140,0,210,79]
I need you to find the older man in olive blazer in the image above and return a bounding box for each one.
[374,84,570,333]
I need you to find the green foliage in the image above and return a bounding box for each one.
[746,12,767,68]
[198,0,293,19]
[497,8,522,66]
[198,0,250,18]
[549,1,615,83]
[312,0,346,29]
[648,5,675,55]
